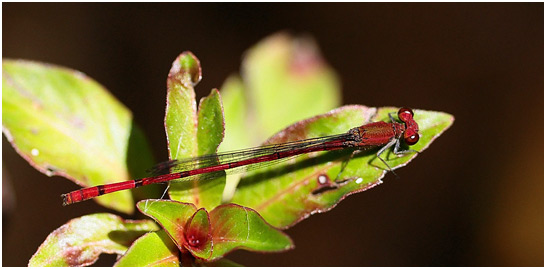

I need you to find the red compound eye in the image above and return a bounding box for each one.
[405,133,419,145]
[398,107,414,122]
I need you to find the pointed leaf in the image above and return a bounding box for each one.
[164,53,226,210]
[137,199,197,254]
[2,60,155,213]
[196,89,225,156]
[29,213,158,267]
[137,200,293,262]
[231,105,454,228]
[194,89,226,209]
[114,230,179,267]
[207,204,294,260]
[169,89,226,210]
[184,208,213,259]
[165,52,201,161]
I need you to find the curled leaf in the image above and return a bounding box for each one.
[184,208,212,259]
[208,204,294,260]
[137,200,293,262]
[137,199,197,255]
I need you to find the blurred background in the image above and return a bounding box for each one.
[2,3,543,266]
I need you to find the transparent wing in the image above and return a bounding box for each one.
[148,133,353,176]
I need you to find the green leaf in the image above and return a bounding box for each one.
[231,105,454,228]
[220,33,341,151]
[137,200,212,260]
[243,33,341,141]
[165,52,201,161]
[184,208,213,259]
[137,200,293,262]
[208,204,294,260]
[219,33,342,202]
[197,89,225,156]
[114,230,179,267]
[28,213,158,267]
[217,75,249,152]
[2,60,155,214]
[368,107,454,170]
[164,52,226,210]
[137,199,197,253]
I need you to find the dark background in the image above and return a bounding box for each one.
[3,3,543,266]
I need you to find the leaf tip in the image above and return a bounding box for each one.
[289,35,325,76]
[169,51,202,87]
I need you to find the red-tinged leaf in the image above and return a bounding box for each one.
[28,213,158,267]
[137,199,197,254]
[219,33,342,201]
[230,105,454,228]
[165,52,200,162]
[2,60,155,214]
[239,32,341,144]
[137,200,293,262]
[164,52,226,210]
[207,204,294,260]
[137,199,213,259]
[114,230,179,267]
[184,208,213,259]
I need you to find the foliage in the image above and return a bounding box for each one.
[2,33,454,266]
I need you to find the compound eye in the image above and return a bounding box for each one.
[398,107,414,120]
[405,134,419,145]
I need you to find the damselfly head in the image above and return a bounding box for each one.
[398,107,420,145]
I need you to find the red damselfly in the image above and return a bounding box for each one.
[62,107,420,206]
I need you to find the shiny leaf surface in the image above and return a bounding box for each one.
[2,60,155,214]
[137,200,293,262]
[231,105,454,228]
[164,53,226,210]
[29,213,158,267]
[114,230,179,267]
